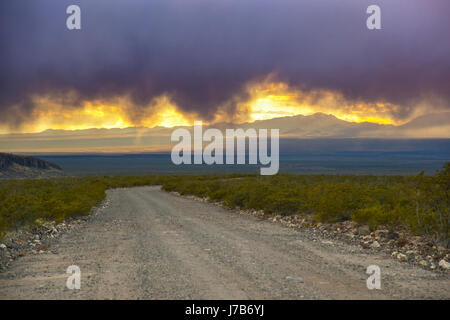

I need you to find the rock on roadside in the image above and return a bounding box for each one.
[0,198,110,272]
[173,191,450,273]
[439,259,450,270]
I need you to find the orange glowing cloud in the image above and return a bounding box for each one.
[0,77,437,135]
[0,95,197,134]
[229,77,408,126]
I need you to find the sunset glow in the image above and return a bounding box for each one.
[0,95,196,134]
[241,80,399,125]
[0,80,434,135]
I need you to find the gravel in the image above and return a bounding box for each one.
[0,186,448,299]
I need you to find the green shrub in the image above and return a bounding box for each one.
[1,164,449,247]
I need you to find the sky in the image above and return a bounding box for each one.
[0,0,450,134]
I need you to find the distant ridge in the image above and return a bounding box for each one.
[0,112,449,153]
[0,153,63,179]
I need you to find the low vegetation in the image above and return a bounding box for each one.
[0,174,246,238]
[0,164,449,247]
[163,163,450,247]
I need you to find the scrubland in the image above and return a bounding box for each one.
[1,164,448,247]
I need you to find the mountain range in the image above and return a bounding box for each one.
[0,112,449,153]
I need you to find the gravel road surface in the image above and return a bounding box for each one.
[0,186,448,299]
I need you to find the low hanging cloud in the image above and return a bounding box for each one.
[0,0,449,131]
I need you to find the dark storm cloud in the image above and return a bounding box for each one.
[0,0,449,126]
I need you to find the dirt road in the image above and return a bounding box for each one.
[0,186,448,299]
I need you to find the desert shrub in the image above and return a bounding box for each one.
[1,164,449,246]
[159,163,450,246]
[411,164,450,247]
[313,183,362,222]
[0,175,175,237]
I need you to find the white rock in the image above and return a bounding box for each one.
[370,241,381,248]
[0,244,6,249]
[286,276,304,282]
[438,259,450,270]
[419,260,428,267]
[397,253,408,262]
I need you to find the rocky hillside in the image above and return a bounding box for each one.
[0,153,63,179]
